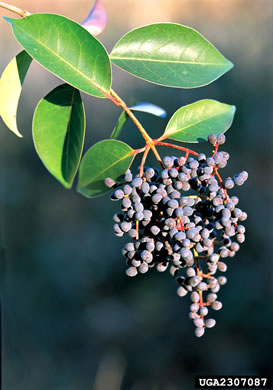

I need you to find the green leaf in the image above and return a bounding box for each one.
[5,14,111,98]
[163,99,236,143]
[77,139,134,198]
[0,50,32,137]
[111,111,128,139]
[33,83,85,188]
[110,23,233,88]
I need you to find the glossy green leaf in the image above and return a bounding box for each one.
[110,23,233,88]
[111,102,167,139]
[77,139,134,197]
[111,111,128,139]
[0,50,32,137]
[5,14,111,98]
[33,84,85,188]
[163,99,236,143]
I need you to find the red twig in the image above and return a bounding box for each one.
[214,168,229,202]
[129,147,146,157]
[178,218,185,232]
[212,143,219,157]
[139,146,150,178]
[136,220,139,241]
[154,141,199,156]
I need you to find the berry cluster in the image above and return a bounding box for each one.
[105,134,247,337]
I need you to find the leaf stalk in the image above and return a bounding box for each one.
[0,1,31,17]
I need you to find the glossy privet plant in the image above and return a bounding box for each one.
[0,1,247,337]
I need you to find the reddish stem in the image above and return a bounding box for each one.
[178,218,185,232]
[105,92,122,106]
[200,272,213,280]
[110,89,164,169]
[214,168,229,202]
[139,146,150,178]
[195,257,205,324]
[154,141,199,156]
[212,143,219,157]
[129,147,146,157]
[136,220,139,241]
[198,291,204,309]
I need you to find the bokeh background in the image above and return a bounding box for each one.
[0,0,272,389]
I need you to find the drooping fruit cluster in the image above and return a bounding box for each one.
[105,134,247,337]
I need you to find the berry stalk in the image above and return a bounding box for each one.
[139,146,151,178]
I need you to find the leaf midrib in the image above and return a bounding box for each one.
[15,23,108,94]
[164,109,231,137]
[63,88,76,184]
[110,55,229,66]
[81,150,133,186]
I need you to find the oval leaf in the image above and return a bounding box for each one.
[111,102,166,139]
[33,84,86,188]
[77,139,134,198]
[110,23,233,88]
[162,99,236,143]
[5,14,111,98]
[0,50,32,137]
[81,0,107,36]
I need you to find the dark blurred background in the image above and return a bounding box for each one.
[0,0,272,389]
